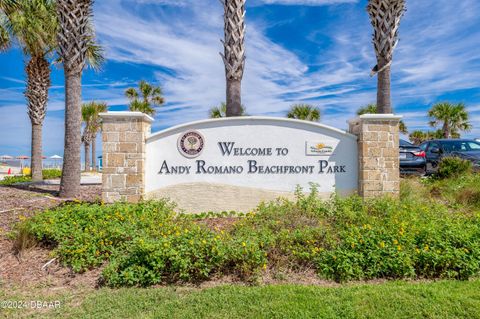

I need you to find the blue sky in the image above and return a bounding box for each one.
[1,0,480,157]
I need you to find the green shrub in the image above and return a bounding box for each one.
[0,169,62,186]
[436,157,472,179]
[103,229,227,287]
[42,169,62,179]
[22,201,178,272]
[16,178,480,287]
[0,175,32,185]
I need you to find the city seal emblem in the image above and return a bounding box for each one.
[177,131,205,158]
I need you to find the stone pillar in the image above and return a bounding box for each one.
[348,114,402,198]
[99,112,153,203]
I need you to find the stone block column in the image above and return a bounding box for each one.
[99,112,153,203]
[348,114,402,198]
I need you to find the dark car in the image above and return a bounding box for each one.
[400,139,426,175]
[419,139,480,174]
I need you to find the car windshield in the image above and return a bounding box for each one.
[400,140,412,146]
[440,141,480,153]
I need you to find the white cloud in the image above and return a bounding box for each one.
[1,0,479,155]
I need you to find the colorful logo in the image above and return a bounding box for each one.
[178,131,205,158]
[306,141,335,156]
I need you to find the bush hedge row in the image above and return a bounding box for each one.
[19,175,480,287]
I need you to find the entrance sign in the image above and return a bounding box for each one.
[145,117,358,199]
[100,112,401,212]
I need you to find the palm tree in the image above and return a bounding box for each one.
[428,102,471,138]
[0,0,57,182]
[409,131,426,145]
[125,80,165,116]
[57,0,101,198]
[356,104,408,134]
[88,101,107,171]
[209,102,246,118]
[367,0,406,114]
[81,103,95,171]
[221,0,245,117]
[287,104,321,122]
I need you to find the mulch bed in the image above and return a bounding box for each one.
[0,184,351,291]
[0,184,102,289]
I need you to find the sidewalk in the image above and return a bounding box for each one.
[43,174,102,185]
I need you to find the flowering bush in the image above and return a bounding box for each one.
[17,178,480,286]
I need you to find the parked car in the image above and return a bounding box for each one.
[419,139,480,174]
[399,139,426,175]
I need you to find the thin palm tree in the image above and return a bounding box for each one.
[81,103,95,171]
[88,101,107,171]
[428,102,471,138]
[57,0,102,197]
[221,0,245,117]
[209,102,247,118]
[287,104,321,122]
[356,103,408,134]
[0,0,57,182]
[367,0,406,114]
[125,80,165,116]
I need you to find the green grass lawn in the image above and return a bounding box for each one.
[2,280,480,319]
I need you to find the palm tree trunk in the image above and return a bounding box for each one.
[59,70,82,198]
[31,123,43,182]
[443,122,450,138]
[25,55,50,182]
[226,79,242,117]
[221,0,246,117]
[84,141,90,172]
[91,135,96,172]
[377,57,392,114]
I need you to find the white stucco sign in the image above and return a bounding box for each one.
[145,117,358,201]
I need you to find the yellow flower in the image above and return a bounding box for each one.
[202,240,207,245]
[397,245,402,251]
[262,264,267,270]
[242,242,246,247]
[380,241,385,248]
[393,239,399,245]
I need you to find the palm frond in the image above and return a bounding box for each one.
[0,13,10,51]
[125,87,138,100]
[287,104,320,122]
[126,80,165,115]
[85,38,104,71]
[1,0,57,56]
[357,104,378,116]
